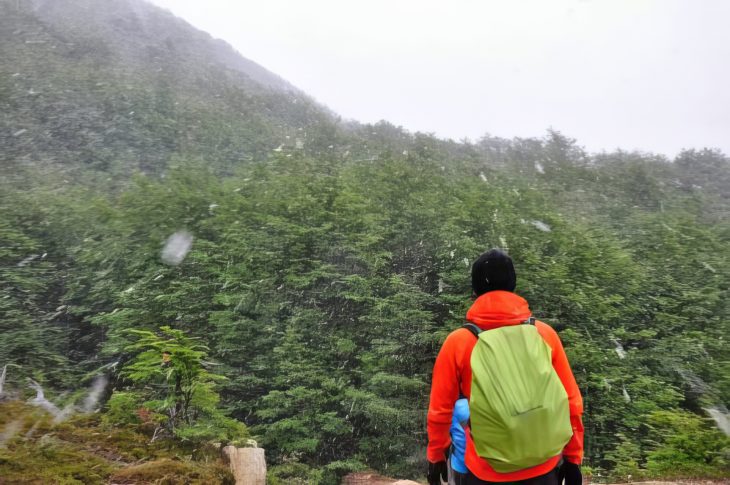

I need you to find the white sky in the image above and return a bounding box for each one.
[149,0,730,157]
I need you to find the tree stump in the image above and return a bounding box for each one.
[221,446,266,485]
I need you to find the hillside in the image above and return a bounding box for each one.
[1,0,729,484]
[0,0,340,181]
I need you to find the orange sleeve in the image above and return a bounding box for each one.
[427,330,466,463]
[537,322,584,465]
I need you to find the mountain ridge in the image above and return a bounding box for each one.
[28,0,298,93]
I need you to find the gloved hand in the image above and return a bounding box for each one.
[558,461,582,485]
[427,460,448,485]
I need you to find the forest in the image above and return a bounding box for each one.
[1,0,729,483]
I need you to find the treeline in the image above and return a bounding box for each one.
[1,133,729,482]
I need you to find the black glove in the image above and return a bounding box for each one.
[427,460,448,485]
[558,461,582,485]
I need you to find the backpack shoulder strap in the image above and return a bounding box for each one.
[462,323,482,338]
[457,323,482,399]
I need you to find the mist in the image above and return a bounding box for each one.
[149,0,730,156]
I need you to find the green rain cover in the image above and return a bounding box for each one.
[469,324,573,473]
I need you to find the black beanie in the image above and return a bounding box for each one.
[471,248,517,296]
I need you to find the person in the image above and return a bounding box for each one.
[427,249,584,485]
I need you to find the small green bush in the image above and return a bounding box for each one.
[267,462,323,485]
[645,410,730,479]
[102,391,142,427]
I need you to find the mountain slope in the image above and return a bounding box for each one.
[28,0,297,93]
[0,0,338,180]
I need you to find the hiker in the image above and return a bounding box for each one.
[427,249,584,485]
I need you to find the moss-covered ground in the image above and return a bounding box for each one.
[0,401,234,484]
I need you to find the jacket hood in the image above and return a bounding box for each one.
[466,290,532,329]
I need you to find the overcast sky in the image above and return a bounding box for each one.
[149,0,730,157]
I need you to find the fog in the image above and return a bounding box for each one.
[149,0,730,156]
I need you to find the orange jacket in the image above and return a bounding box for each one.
[427,291,584,482]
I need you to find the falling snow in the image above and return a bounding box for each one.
[0,365,6,396]
[17,254,39,267]
[612,338,627,359]
[701,262,717,273]
[677,367,711,395]
[19,373,110,424]
[0,419,23,447]
[28,379,61,416]
[530,221,552,232]
[704,406,730,436]
[80,376,108,413]
[161,231,193,265]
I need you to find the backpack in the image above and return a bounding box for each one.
[463,319,573,473]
